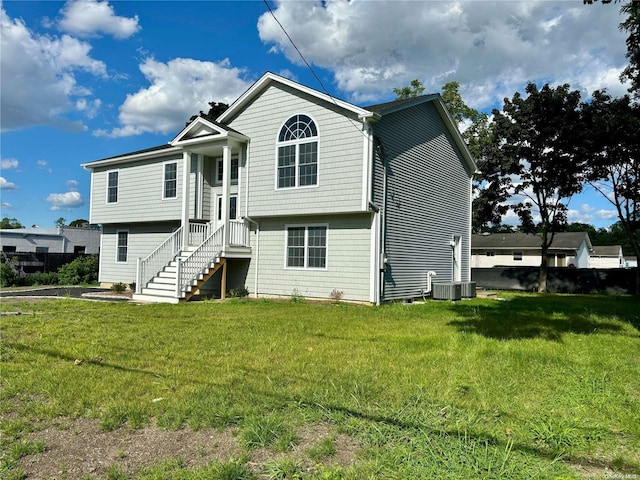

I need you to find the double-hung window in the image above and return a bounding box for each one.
[116,231,128,263]
[286,225,327,269]
[163,162,177,199]
[107,171,118,203]
[277,115,318,189]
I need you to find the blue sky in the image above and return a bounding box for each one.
[0,0,630,229]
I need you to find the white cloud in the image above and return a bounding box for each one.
[37,160,53,173]
[59,0,140,39]
[97,57,252,137]
[0,5,106,131]
[596,209,618,221]
[46,191,85,210]
[76,98,102,119]
[0,177,17,190]
[66,179,79,190]
[0,158,19,170]
[1,201,14,209]
[258,1,628,107]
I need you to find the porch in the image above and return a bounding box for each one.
[133,219,251,303]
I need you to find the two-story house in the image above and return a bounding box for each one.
[82,73,476,303]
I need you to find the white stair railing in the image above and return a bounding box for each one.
[188,222,210,246]
[136,226,184,293]
[177,224,225,296]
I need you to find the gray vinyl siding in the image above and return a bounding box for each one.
[372,102,473,300]
[99,222,179,284]
[228,84,366,217]
[201,156,213,221]
[245,213,372,302]
[90,155,183,225]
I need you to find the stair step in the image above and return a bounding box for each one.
[157,271,177,279]
[141,287,181,297]
[133,293,181,304]
[146,282,176,291]
[152,276,176,285]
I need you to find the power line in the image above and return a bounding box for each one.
[262,0,370,139]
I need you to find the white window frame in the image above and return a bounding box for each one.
[214,156,239,186]
[106,170,119,204]
[162,161,178,199]
[275,114,320,190]
[116,230,129,264]
[284,224,328,270]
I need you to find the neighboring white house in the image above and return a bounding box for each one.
[0,227,101,255]
[82,72,477,303]
[590,245,624,269]
[471,232,593,268]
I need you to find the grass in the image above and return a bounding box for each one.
[1,293,639,478]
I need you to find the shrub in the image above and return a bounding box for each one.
[229,286,249,298]
[0,261,16,287]
[57,255,99,285]
[28,271,59,286]
[111,282,127,293]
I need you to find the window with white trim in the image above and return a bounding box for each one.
[286,225,327,269]
[163,162,177,198]
[215,156,239,185]
[116,231,128,263]
[107,171,118,203]
[277,115,318,189]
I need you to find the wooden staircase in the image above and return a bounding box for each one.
[132,248,226,304]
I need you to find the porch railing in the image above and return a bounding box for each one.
[136,226,183,294]
[176,224,225,296]
[188,222,210,246]
[229,219,250,246]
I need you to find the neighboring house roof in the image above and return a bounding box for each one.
[592,245,623,257]
[472,232,593,251]
[365,94,477,175]
[217,72,378,124]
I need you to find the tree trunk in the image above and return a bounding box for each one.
[538,240,549,293]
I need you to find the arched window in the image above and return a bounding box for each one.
[277,114,318,189]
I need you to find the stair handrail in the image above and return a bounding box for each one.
[136,226,184,293]
[177,224,224,295]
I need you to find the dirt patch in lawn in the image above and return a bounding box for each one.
[19,418,360,479]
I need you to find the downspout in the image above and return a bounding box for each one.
[244,215,260,298]
[244,141,251,218]
[376,136,389,303]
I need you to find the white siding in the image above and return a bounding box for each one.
[99,222,178,284]
[245,214,372,302]
[228,84,366,217]
[372,102,474,300]
[90,155,183,225]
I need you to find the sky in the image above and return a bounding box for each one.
[0,0,631,230]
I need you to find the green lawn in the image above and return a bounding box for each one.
[1,294,639,479]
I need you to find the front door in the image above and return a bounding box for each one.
[214,194,238,230]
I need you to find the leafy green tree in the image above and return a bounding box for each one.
[68,219,89,227]
[187,101,230,126]
[582,90,640,293]
[54,217,67,228]
[393,79,425,99]
[0,217,23,229]
[440,82,506,232]
[492,83,586,292]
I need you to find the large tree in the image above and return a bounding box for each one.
[0,217,23,229]
[492,83,586,292]
[440,82,506,232]
[582,90,640,294]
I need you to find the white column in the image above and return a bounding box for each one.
[181,150,191,248]
[221,145,231,248]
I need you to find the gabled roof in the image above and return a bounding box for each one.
[82,144,180,169]
[170,116,246,146]
[472,232,593,251]
[592,245,623,257]
[217,72,378,124]
[364,94,477,174]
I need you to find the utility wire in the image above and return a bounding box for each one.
[262,0,370,139]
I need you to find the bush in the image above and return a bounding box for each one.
[0,262,16,287]
[228,286,249,298]
[111,282,127,293]
[26,271,59,286]
[57,255,99,285]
